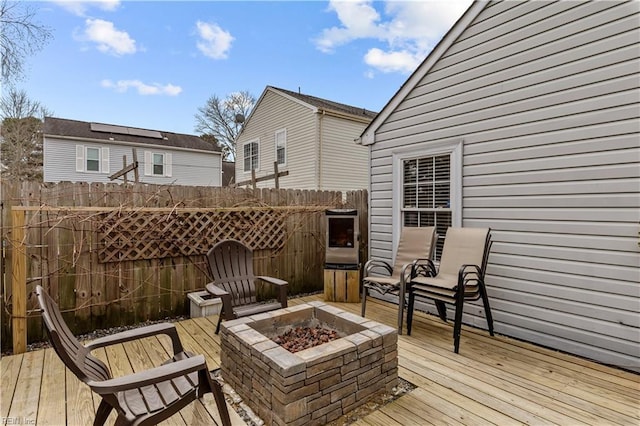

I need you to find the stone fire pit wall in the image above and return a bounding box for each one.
[219,301,398,426]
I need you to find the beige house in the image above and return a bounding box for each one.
[234,86,376,191]
[359,1,639,371]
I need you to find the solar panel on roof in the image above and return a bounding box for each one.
[91,123,128,134]
[90,122,162,139]
[127,128,162,138]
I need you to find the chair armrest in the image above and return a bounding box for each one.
[256,276,288,308]
[205,283,230,297]
[364,259,393,277]
[206,283,235,320]
[256,276,288,286]
[458,264,482,289]
[85,323,184,355]
[88,355,207,394]
[412,258,437,279]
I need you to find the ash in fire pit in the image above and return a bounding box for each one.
[273,324,340,353]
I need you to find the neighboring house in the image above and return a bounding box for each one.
[43,117,222,186]
[359,1,639,371]
[234,86,376,191]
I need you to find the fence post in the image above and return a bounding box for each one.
[11,207,27,354]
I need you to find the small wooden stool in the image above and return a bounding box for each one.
[324,268,360,303]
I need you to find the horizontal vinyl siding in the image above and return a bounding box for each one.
[43,137,221,186]
[320,115,369,191]
[369,0,640,370]
[236,91,317,189]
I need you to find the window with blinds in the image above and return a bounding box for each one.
[402,154,452,259]
[244,140,259,172]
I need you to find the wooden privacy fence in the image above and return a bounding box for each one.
[1,181,368,353]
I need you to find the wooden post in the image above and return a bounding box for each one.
[251,169,257,189]
[274,162,280,189]
[122,155,128,184]
[132,148,139,183]
[11,208,27,354]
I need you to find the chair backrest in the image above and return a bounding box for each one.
[206,240,258,306]
[438,228,491,279]
[35,285,111,383]
[391,227,436,279]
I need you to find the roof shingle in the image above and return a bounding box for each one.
[43,117,220,152]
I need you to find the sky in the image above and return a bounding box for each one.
[20,0,473,136]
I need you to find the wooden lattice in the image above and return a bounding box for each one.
[97,209,287,263]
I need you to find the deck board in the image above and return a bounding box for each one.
[0,295,638,425]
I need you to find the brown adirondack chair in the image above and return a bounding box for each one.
[406,227,494,353]
[361,226,437,334]
[205,239,288,334]
[35,285,231,426]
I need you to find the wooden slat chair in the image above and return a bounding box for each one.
[361,226,436,334]
[406,227,494,353]
[35,285,231,426]
[206,239,288,334]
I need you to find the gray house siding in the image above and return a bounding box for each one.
[43,137,222,186]
[367,1,639,371]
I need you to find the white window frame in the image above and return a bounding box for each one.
[86,147,101,173]
[144,151,172,177]
[275,129,286,167]
[75,145,109,174]
[243,139,259,172]
[392,140,462,260]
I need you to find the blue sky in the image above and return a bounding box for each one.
[22,0,472,135]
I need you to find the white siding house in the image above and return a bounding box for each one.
[43,117,222,186]
[235,86,375,191]
[360,1,639,371]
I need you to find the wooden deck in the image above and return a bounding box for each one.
[1,294,638,425]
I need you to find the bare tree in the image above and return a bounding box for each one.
[1,0,52,85]
[0,88,51,180]
[194,91,255,161]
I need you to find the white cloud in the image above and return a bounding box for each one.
[101,79,182,96]
[315,0,473,74]
[195,21,234,60]
[51,0,120,16]
[81,18,137,56]
[364,48,422,74]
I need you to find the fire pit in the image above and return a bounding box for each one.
[219,301,398,426]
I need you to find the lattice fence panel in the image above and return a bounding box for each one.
[97,209,287,263]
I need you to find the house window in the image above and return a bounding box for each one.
[76,145,109,173]
[244,140,259,172]
[153,153,164,175]
[86,147,100,172]
[144,151,172,177]
[275,129,286,166]
[402,154,452,259]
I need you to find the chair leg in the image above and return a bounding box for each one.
[397,282,405,335]
[453,294,465,354]
[93,400,113,426]
[406,292,415,335]
[210,376,231,426]
[215,314,222,335]
[361,285,368,317]
[480,282,494,336]
[435,300,448,322]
